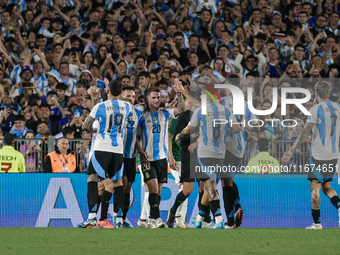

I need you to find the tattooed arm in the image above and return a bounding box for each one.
[82,116,95,133]
[174,93,185,116]
[281,122,314,164]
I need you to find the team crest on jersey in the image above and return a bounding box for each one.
[113,100,117,104]
[153,117,158,123]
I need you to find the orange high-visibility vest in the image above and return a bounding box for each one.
[46,151,77,173]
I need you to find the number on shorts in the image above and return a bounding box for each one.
[142,162,150,172]
[107,113,124,133]
[330,114,337,136]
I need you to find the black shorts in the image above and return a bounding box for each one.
[222,150,242,178]
[87,151,124,181]
[123,157,137,183]
[196,157,224,182]
[180,149,196,183]
[142,158,168,184]
[308,157,337,183]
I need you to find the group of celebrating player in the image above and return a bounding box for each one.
[76,77,340,229]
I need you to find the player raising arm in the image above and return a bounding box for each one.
[77,80,133,228]
[282,81,340,229]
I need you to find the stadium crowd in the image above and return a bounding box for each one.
[0,0,339,172]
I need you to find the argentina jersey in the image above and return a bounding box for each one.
[123,104,144,159]
[307,101,340,160]
[190,103,236,159]
[90,99,132,154]
[138,108,175,161]
[221,95,257,158]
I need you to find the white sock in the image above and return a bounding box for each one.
[196,214,203,223]
[140,192,150,220]
[116,217,123,225]
[88,212,96,219]
[215,215,223,224]
[177,198,188,220]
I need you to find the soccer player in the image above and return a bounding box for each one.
[175,90,241,229]
[77,79,132,228]
[136,80,184,228]
[282,81,340,229]
[118,86,144,228]
[220,77,259,229]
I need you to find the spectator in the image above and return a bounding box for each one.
[44,137,78,173]
[10,114,29,138]
[0,133,26,173]
[19,131,41,172]
[39,103,59,135]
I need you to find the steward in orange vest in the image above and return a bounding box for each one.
[44,137,79,173]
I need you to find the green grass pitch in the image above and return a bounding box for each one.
[0,228,338,255]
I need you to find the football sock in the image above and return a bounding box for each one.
[198,191,203,210]
[87,182,98,217]
[158,195,161,204]
[312,209,321,224]
[100,190,112,221]
[170,191,187,216]
[223,186,234,226]
[330,196,340,209]
[114,186,125,224]
[96,196,101,213]
[140,192,149,220]
[177,197,188,219]
[233,182,241,212]
[123,193,130,220]
[210,200,222,224]
[149,193,160,219]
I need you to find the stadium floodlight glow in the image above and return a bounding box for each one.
[201,84,312,116]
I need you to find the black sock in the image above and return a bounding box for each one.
[198,191,203,210]
[199,204,210,217]
[233,182,241,212]
[100,190,112,221]
[114,186,125,219]
[312,209,321,224]
[149,193,160,219]
[223,186,234,226]
[170,191,187,216]
[123,193,130,220]
[330,196,340,209]
[96,196,101,213]
[209,200,221,220]
[87,182,98,213]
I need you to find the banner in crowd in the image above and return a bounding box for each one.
[1,174,340,228]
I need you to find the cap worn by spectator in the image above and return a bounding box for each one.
[73,107,83,118]
[20,66,33,78]
[44,46,54,53]
[156,34,166,40]
[47,70,61,81]
[80,70,94,82]
[53,17,64,24]
[4,133,15,145]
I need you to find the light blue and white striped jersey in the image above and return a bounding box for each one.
[42,85,56,96]
[9,0,26,12]
[90,99,133,154]
[10,64,22,85]
[307,101,340,161]
[83,43,97,56]
[124,104,144,159]
[32,75,48,91]
[190,103,236,159]
[221,95,256,158]
[138,108,175,161]
[60,77,77,93]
